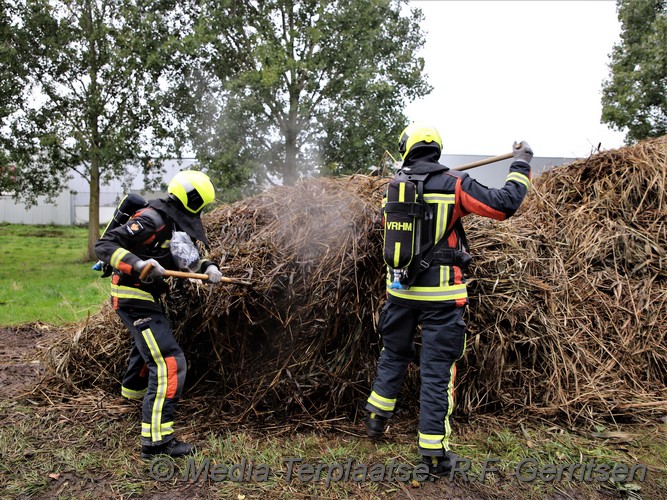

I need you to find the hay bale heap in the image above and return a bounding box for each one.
[458,135,666,423]
[171,175,389,420]
[46,137,667,425]
[48,175,389,421]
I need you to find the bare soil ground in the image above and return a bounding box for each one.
[0,324,47,398]
[0,324,663,500]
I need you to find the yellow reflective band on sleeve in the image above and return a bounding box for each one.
[110,248,130,269]
[121,386,147,400]
[418,432,446,450]
[367,391,396,412]
[160,239,171,249]
[111,284,155,302]
[141,422,152,438]
[387,281,468,302]
[141,327,169,442]
[506,172,530,190]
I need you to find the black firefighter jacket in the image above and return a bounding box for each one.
[94,200,213,312]
[385,148,531,309]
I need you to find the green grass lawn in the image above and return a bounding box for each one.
[0,224,108,326]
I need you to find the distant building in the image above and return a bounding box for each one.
[0,159,196,225]
[440,153,575,189]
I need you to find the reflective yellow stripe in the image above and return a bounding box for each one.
[387,281,468,302]
[423,193,454,251]
[160,239,171,249]
[367,391,396,412]
[506,172,530,190]
[419,432,445,450]
[393,242,401,268]
[122,386,147,399]
[141,327,168,442]
[161,421,174,436]
[110,284,155,302]
[443,363,457,449]
[443,334,467,450]
[110,248,130,269]
[141,422,151,438]
[399,182,406,202]
[423,193,455,203]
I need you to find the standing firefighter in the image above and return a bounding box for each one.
[95,170,223,459]
[364,123,532,474]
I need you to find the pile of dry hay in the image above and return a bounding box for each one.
[45,136,666,426]
[459,136,666,425]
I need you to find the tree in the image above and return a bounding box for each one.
[1,1,25,124]
[6,0,193,260]
[601,0,667,143]
[175,0,430,194]
[1,1,27,180]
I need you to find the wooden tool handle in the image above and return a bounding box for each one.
[165,269,210,280]
[139,261,209,281]
[450,152,514,172]
[138,262,154,280]
[450,142,524,172]
[139,262,252,285]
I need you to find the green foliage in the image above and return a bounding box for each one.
[174,0,430,194]
[4,0,195,258]
[0,224,107,325]
[601,0,667,143]
[0,0,26,122]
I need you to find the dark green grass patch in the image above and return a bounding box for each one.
[0,224,108,326]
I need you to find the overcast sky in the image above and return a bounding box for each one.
[403,0,627,159]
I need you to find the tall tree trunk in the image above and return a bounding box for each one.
[84,0,100,262]
[87,158,100,261]
[284,127,298,185]
[284,86,299,185]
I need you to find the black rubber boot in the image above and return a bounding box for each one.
[141,438,195,459]
[422,450,461,476]
[364,412,388,439]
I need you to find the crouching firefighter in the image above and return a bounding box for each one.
[364,122,532,475]
[95,170,224,459]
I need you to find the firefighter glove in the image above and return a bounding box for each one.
[513,141,533,164]
[205,264,223,284]
[134,258,165,279]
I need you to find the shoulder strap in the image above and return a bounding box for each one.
[415,219,461,274]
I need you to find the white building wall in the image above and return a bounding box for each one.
[1,159,196,226]
[0,190,73,225]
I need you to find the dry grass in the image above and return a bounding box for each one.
[458,135,667,425]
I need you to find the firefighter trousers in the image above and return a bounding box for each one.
[116,308,187,446]
[366,301,467,456]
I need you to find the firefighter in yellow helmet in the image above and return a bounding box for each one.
[95,170,222,459]
[365,122,533,475]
